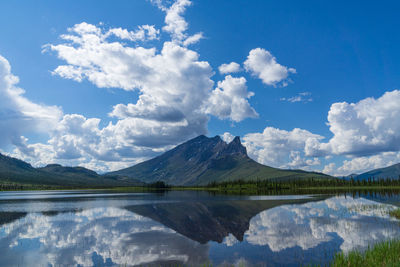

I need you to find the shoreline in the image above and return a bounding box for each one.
[3,184,400,194]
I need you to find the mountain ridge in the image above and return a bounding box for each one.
[0,153,143,187]
[107,135,332,185]
[0,135,333,187]
[351,163,400,180]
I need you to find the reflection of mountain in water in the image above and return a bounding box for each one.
[127,198,319,244]
[0,212,26,226]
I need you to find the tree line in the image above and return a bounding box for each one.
[206,177,400,189]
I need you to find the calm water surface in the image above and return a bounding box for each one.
[0,190,399,266]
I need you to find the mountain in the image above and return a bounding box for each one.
[127,196,326,244]
[353,163,400,180]
[0,153,143,188]
[107,135,331,186]
[38,164,99,178]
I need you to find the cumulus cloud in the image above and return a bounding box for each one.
[242,127,324,169]
[218,62,241,74]
[151,0,202,47]
[204,75,258,122]
[325,152,400,176]
[308,90,400,157]
[220,132,235,143]
[11,113,175,172]
[160,0,191,41]
[0,55,62,147]
[41,22,217,165]
[244,48,296,87]
[107,24,159,41]
[322,162,336,175]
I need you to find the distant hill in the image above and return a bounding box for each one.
[107,135,332,186]
[353,163,400,180]
[0,154,143,188]
[38,164,99,178]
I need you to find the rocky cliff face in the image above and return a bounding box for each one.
[179,135,247,163]
[220,136,247,156]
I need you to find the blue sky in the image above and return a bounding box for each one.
[1,0,400,175]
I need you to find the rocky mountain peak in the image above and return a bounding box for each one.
[222,136,247,156]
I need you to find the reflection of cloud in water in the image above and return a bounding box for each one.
[245,196,400,253]
[0,207,208,266]
[223,233,239,247]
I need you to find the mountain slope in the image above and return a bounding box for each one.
[108,135,331,185]
[354,163,400,180]
[0,154,143,187]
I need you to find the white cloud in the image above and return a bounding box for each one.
[244,48,296,87]
[161,0,191,41]
[42,23,216,164]
[222,233,239,247]
[325,152,400,176]
[280,92,313,103]
[11,113,177,172]
[152,0,202,47]
[107,24,159,41]
[204,75,258,122]
[183,32,204,46]
[308,90,400,157]
[243,127,324,169]
[0,55,62,147]
[322,162,336,175]
[218,62,241,74]
[220,132,235,143]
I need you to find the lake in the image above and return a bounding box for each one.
[0,190,399,266]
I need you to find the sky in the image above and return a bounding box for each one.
[1,0,400,176]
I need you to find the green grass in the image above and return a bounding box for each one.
[332,239,400,266]
[389,208,400,219]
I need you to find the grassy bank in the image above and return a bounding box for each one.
[329,212,400,266]
[389,208,400,219]
[332,239,400,266]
